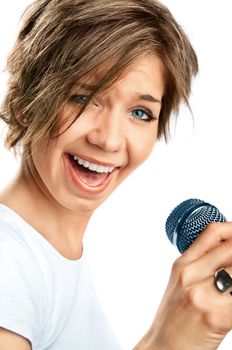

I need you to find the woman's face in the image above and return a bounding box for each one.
[31,54,165,213]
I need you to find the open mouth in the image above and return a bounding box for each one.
[66,153,118,193]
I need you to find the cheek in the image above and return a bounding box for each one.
[32,152,51,182]
[130,130,157,167]
[32,144,58,182]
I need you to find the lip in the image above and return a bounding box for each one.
[64,154,119,194]
[69,152,119,168]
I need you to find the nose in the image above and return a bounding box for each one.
[86,109,126,152]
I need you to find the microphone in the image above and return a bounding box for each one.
[165,198,227,254]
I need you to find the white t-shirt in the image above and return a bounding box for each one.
[0,204,123,350]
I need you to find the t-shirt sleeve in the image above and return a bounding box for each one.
[0,231,44,344]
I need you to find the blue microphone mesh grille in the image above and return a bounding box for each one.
[165,198,227,254]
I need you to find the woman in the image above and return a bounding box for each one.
[0,0,231,349]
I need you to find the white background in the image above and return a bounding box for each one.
[0,1,232,349]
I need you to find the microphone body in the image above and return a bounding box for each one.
[165,198,227,254]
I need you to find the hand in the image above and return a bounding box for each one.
[135,222,232,350]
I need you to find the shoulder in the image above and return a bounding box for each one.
[0,204,47,267]
[0,204,51,300]
[0,204,43,297]
[0,203,26,239]
[0,205,48,345]
[0,205,36,266]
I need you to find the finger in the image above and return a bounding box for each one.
[177,240,232,287]
[185,273,232,326]
[182,221,232,262]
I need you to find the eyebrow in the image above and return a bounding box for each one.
[137,94,161,104]
[74,83,162,104]
[75,83,96,91]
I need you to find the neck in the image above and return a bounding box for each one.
[0,162,93,260]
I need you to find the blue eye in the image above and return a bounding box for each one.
[69,95,90,104]
[130,108,155,122]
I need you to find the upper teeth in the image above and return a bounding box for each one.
[72,155,115,174]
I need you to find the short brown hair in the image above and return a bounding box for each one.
[0,0,198,158]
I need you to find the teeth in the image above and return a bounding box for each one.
[89,163,98,171]
[83,160,90,168]
[97,165,106,173]
[71,155,115,174]
[75,156,84,165]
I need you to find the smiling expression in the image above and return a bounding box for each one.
[31,54,165,213]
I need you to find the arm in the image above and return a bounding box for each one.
[133,222,232,350]
[0,328,31,350]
